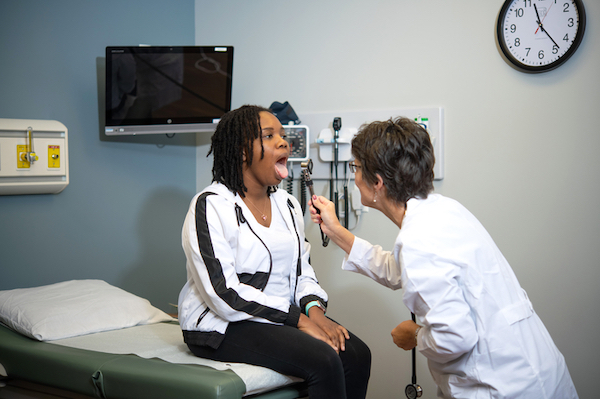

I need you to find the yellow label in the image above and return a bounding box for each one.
[48,145,60,168]
[17,145,30,168]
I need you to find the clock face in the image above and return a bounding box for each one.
[497,0,586,73]
[284,126,309,161]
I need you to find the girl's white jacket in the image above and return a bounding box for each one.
[178,182,327,349]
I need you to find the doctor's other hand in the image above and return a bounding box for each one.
[391,320,420,351]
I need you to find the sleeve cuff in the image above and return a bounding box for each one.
[300,295,327,314]
[342,236,368,272]
[284,305,301,327]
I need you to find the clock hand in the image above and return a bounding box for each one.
[535,1,555,34]
[534,3,543,26]
[534,3,560,48]
[539,24,560,48]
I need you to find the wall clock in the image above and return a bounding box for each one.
[497,0,586,73]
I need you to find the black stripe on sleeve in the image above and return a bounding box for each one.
[238,272,269,289]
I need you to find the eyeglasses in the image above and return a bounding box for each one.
[348,161,361,173]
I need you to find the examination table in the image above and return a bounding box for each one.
[0,280,307,399]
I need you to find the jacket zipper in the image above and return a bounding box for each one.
[235,203,273,292]
[286,199,302,297]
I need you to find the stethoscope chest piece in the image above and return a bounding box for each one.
[405,383,423,399]
[405,312,423,398]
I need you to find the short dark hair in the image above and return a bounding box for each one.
[351,117,435,204]
[208,105,271,197]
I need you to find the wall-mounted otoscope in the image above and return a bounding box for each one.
[331,117,349,229]
[332,117,341,219]
[301,159,330,247]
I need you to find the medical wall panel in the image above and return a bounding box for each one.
[0,119,69,195]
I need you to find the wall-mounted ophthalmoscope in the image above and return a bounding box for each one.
[301,159,330,247]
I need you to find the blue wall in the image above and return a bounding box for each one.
[0,0,197,312]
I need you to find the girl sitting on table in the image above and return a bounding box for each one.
[177,105,371,399]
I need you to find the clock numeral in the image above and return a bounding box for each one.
[497,0,585,71]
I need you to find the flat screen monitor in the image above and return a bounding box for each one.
[105,46,233,135]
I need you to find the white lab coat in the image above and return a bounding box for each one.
[343,194,578,398]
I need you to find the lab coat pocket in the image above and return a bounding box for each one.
[446,373,491,399]
[500,290,534,326]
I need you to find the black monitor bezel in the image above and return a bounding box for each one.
[104,45,233,134]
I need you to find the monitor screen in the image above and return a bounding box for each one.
[105,46,233,135]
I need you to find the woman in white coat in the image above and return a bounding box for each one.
[309,117,578,398]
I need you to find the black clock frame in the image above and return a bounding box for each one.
[496,0,586,73]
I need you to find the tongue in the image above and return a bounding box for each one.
[275,162,289,179]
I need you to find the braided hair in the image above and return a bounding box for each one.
[208,105,272,197]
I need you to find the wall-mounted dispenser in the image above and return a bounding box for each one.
[0,118,69,195]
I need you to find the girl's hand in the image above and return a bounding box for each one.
[308,309,350,352]
[297,313,339,353]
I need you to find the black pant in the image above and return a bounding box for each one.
[187,320,371,399]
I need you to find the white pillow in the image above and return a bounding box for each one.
[0,279,174,341]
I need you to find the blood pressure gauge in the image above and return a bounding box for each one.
[284,125,309,162]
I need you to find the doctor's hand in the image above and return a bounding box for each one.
[391,320,420,351]
[297,313,339,353]
[309,195,355,254]
[309,195,340,235]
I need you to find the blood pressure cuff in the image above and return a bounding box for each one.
[269,101,301,125]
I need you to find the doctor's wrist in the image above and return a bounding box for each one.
[414,325,422,345]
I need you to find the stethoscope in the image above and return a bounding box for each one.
[405,313,423,398]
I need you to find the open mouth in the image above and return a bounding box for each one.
[275,156,289,179]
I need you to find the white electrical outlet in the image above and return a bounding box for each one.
[351,185,368,213]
